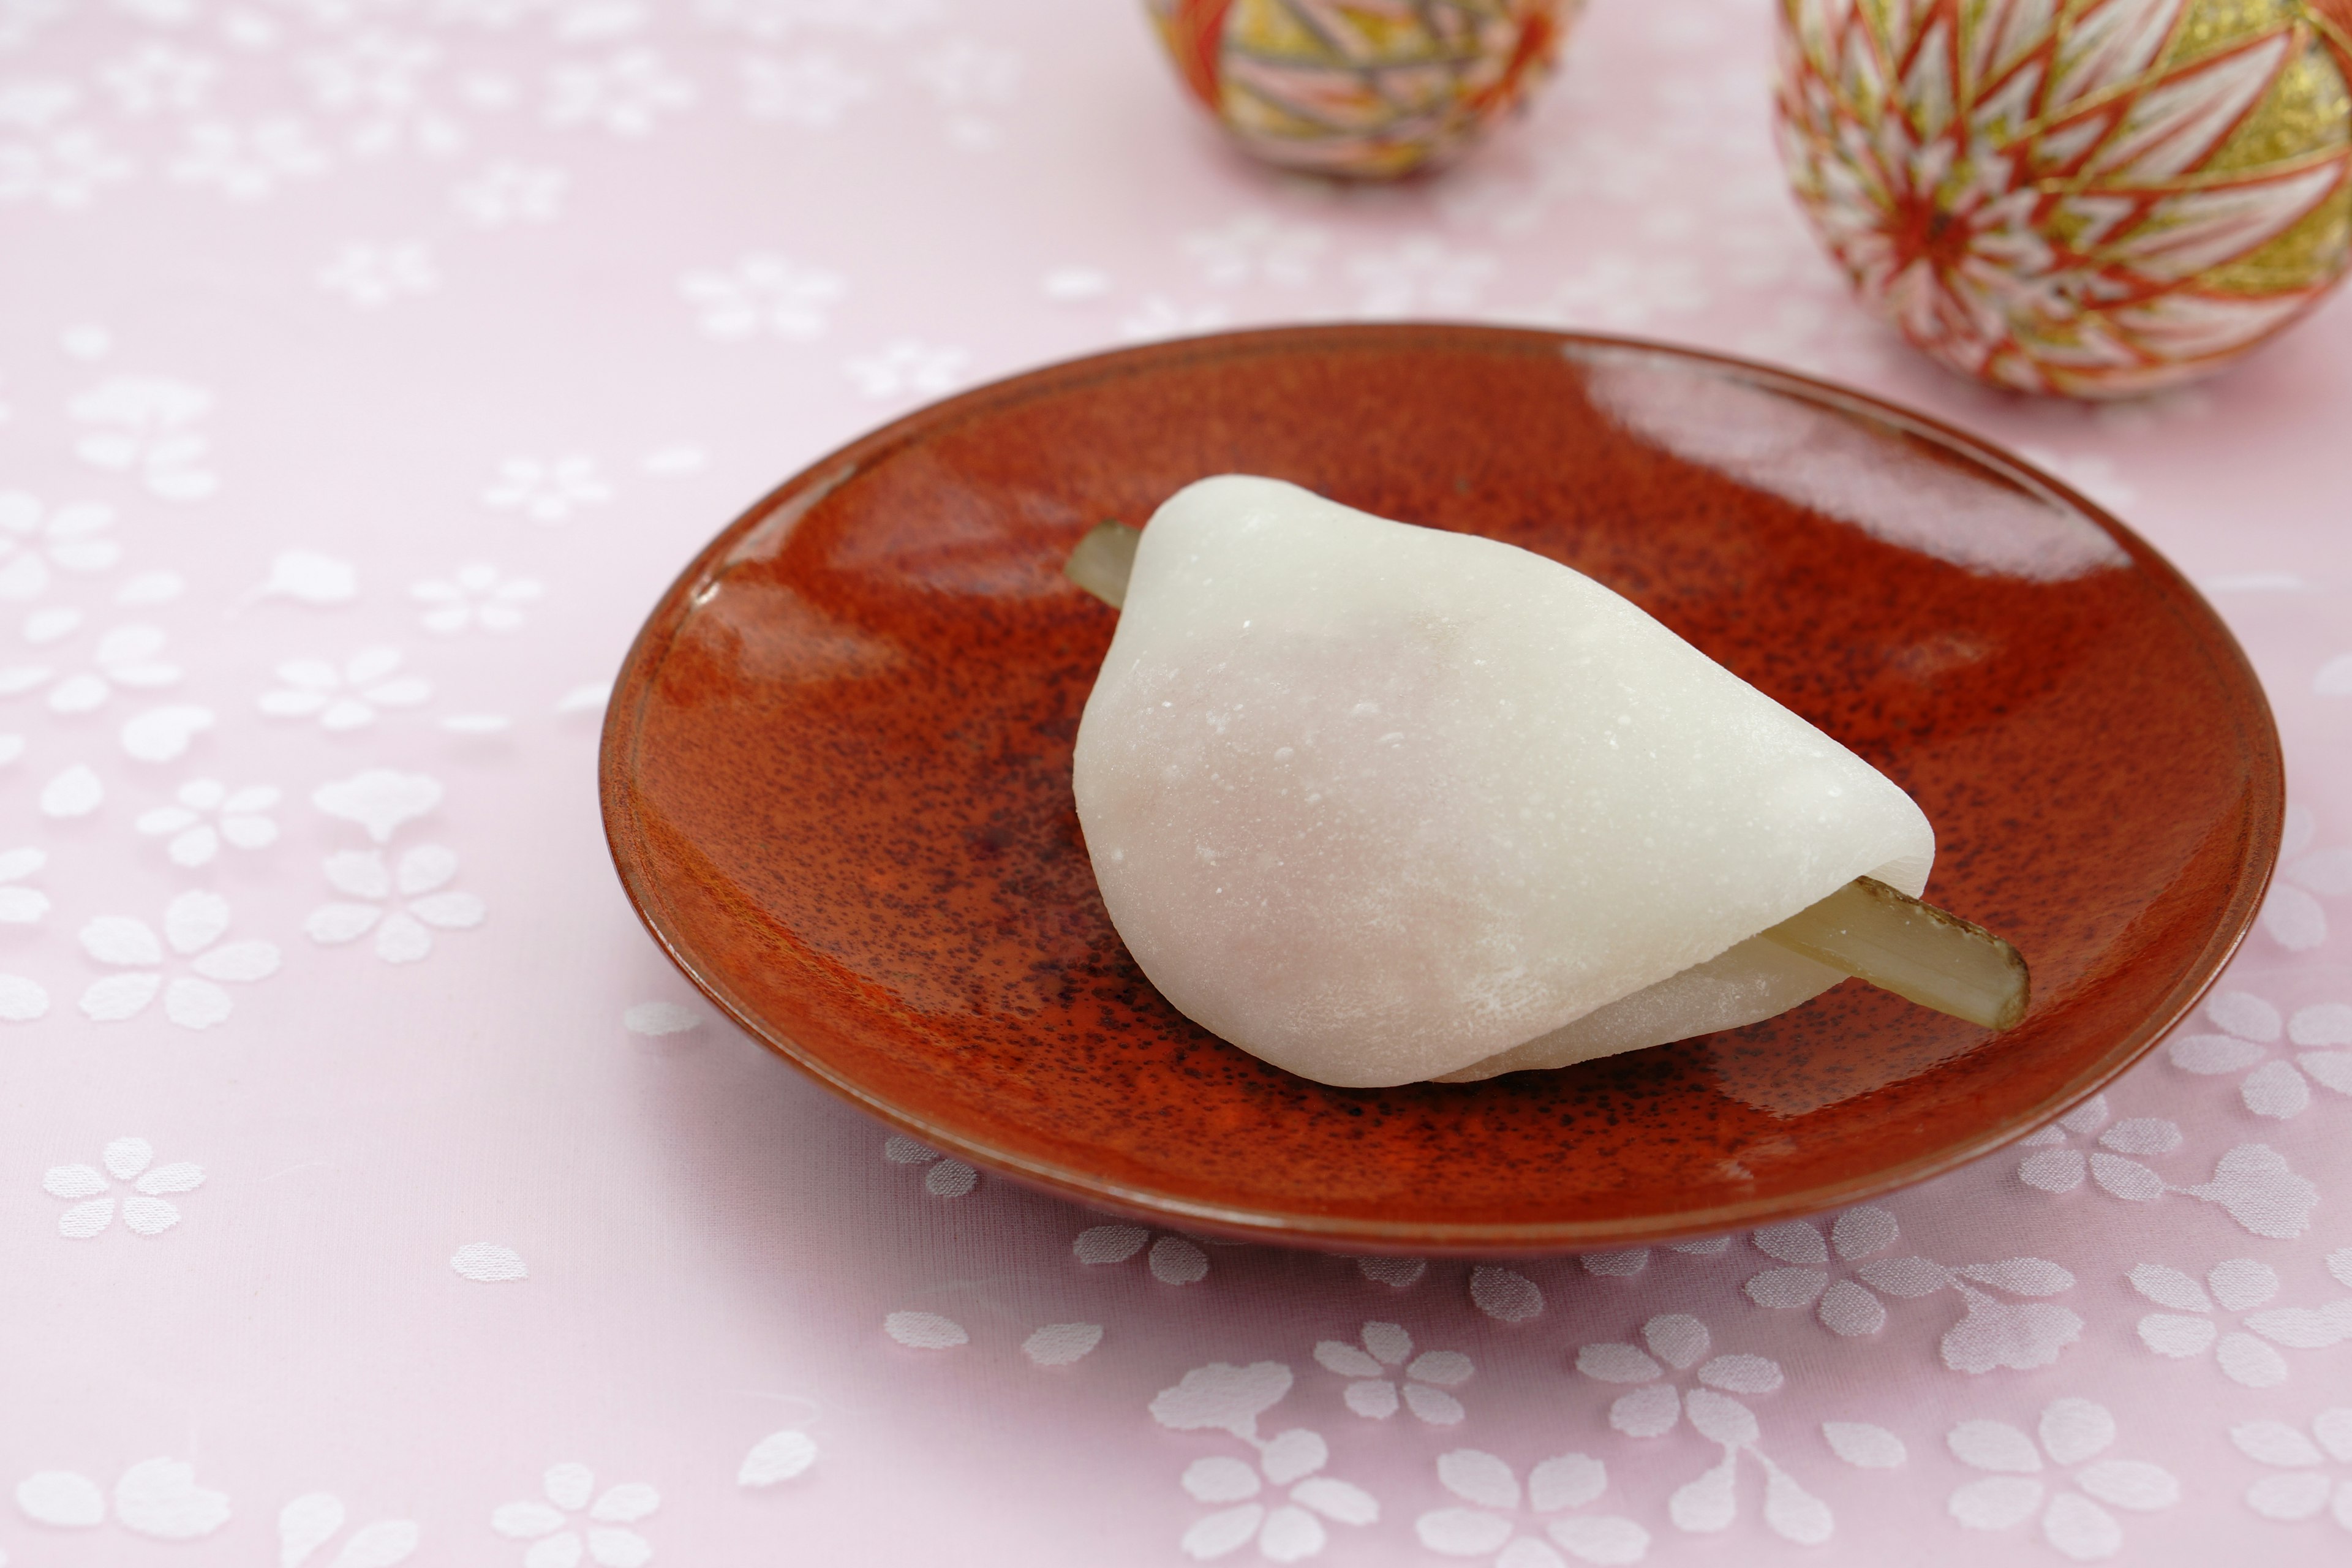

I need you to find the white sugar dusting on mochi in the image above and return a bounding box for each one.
[1071,476,1934,1088]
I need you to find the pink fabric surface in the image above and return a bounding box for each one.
[5,2,2351,1564]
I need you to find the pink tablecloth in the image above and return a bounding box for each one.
[7,2,2351,1564]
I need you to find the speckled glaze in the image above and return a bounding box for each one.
[600,325,2281,1253]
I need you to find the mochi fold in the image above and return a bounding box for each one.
[1071,476,1934,1088]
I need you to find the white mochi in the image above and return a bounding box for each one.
[1071,476,1934,1088]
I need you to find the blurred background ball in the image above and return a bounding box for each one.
[1147,0,1577,179]
[1775,0,2352,398]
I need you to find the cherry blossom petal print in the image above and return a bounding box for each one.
[43,1162,106,1199]
[1950,1476,2045,1530]
[1438,1449,1520,1509]
[1528,1454,1606,1512]
[1823,1423,1906,1468]
[307,904,384,944]
[1072,1223,1147,1264]
[17,1469,107,1526]
[1684,1389,1761,1450]
[83,914,162,967]
[112,1457,230,1540]
[1643,1316,1709,1370]
[1182,1505,1264,1559]
[1257,1430,1327,1486]
[1577,1344,1664,1384]
[81,970,162,1020]
[121,1193,181,1234]
[314,770,443,843]
[883,1311,965,1349]
[1021,1322,1102,1366]
[192,940,280,982]
[1608,1385,1680,1438]
[1668,1452,1738,1532]
[1471,1267,1542,1322]
[164,976,233,1028]
[738,1430,817,1487]
[1287,1477,1376,1525]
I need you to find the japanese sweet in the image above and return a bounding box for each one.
[1068,476,2022,1089]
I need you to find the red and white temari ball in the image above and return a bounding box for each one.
[1775,0,2352,398]
[1146,0,1577,179]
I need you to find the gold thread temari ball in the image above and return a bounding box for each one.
[1147,0,1578,179]
[1774,0,2352,398]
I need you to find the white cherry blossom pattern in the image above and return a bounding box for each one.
[0,127,134,208]
[68,375,216,499]
[0,491,118,598]
[1351,1255,1429,1288]
[453,161,567,225]
[737,1428,818,1487]
[305,843,484,963]
[1415,1448,1649,1567]
[1744,1206,2082,1373]
[844,338,965,399]
[1150,1361,1379,1562]
[0,78,76,133]
[2261,804,2352,951]
[2170,988,2352,1118]
[1022,1322,1104,1366]
[314,767,444,843]
[168,118,331,199]
[100,42,217,116]
[700,0,945,39]
[278,1491,420,1568]
[1183,213,1327,288]
[412,562,542,633]
[1073,1222,1207,1284]
[0,971,48,1022]
[483,454,611,522]
[881,1133,976,1197]
[1313,1321,1472,1424]
[301,30,464,158]
[1947,1398,2179,1561]
[910,39,1020,147]
[260,647,431,731]
[740,53,870,127]
[2233,1409,2352,1529]
[0,622,180,714]
[1823,1422,1908,1470]
[135,779,280,867]
[80,892,280,1028]
[2129,1257,2352,1388]
[1566,1237,1737,1280]
[2016,1093,2319,1238]
[0,845,48,924]
[490,1464,657,1568]
[883,1310,967,1348]
[14,1458,231,1539]
[1507,252,1711,333]
[1575,1315,1830,1542]
[1471,1265,1544,1324]
[318,241,439,307]
[1349,239,1495,319]
[680,254,844,341]
[543,49,695,135]
[239,551,358,611]
[1117,295,1232,343]
[43,1136,205,1238]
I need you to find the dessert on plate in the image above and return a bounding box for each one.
[1068,475,2024,1088]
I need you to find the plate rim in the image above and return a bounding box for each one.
[599,323,2284,1253]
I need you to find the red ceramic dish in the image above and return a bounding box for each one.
[600,325,2281,1253]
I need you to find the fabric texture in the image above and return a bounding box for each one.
[3,1,2350,1563]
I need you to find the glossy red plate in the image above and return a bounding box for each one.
[600,326,2280,1252]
